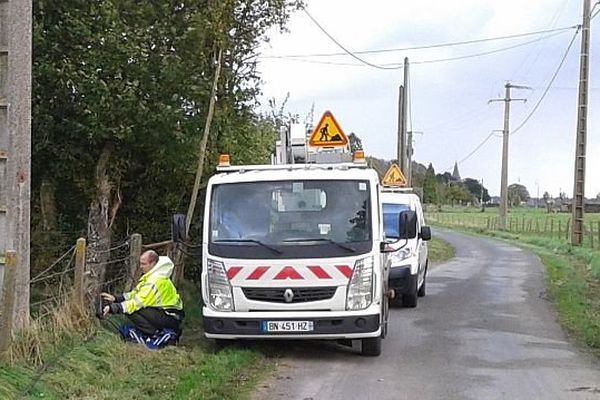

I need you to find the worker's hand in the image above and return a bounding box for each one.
[100,292,115,303]
[102,305,110,317]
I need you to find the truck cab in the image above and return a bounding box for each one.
[201,153,399,356]
[381,188,431,307]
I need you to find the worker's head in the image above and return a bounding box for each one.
[140,250,159,273]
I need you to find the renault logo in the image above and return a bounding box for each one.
[283,288,294,303]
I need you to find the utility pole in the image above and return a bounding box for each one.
[407,131,413,186]
[0,0,32,328]
[480,179,485,212]
[397,57,409,175]
[406,131,422,187]
[489,83,528,230]
[571,0,591,246]
[397,84,405,169]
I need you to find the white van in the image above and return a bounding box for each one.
[380,188,431,307]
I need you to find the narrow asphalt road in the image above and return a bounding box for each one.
[254,230,600,400]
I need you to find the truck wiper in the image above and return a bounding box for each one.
[213,239,283,254]
[282,238,356,252]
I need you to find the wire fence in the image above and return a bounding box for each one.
[426,212,600,250]
[29,236,133,318]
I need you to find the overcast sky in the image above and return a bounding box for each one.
[256,0,599,198]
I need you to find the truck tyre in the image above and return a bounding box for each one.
[361,336,382,357]
[402,278,418,308]
[418,263,428,298]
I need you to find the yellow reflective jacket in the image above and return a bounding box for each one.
[120,256,183,314]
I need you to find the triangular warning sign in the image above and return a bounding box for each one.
[309,111,349,147]
[382,164,407,187]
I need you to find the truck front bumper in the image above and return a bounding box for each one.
[203,309,381,339]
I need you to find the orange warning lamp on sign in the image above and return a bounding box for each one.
[382,164,407,187]
[309,111,349,147]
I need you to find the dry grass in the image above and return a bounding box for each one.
[8,293,96,366]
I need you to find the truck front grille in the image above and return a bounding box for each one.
[242,287,337,303]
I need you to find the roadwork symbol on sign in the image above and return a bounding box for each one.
[382,164,407,187]
[309,111,349,147]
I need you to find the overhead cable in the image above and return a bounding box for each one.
[263,25,578,59]
[262,28,576,69]
[301,6,403,70]
[511,29,579,136]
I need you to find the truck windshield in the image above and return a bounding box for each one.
[383,203,410,239]
[209,180,372,259]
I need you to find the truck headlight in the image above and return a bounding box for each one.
[346,256,374,310]
[207,259,234,311]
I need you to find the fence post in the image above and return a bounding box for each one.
[127,234,142,290]
[73,238,86,309]
[588,223,594,249]
[566,218,570,240]
[558,220,562,238]
[551,219,554,237]
[0,251,17,359]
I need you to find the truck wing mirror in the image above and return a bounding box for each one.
[398,210,417,239]
[420,226,432,241]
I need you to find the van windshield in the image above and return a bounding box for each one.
[383,203,410,239]
[209,180,373,259]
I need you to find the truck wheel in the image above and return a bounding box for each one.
[361,336,382,357]
[418,265,427,298]
[402,279,418,308]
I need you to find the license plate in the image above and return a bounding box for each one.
[261,320,314,332]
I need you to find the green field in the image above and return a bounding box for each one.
[426,206,600,250]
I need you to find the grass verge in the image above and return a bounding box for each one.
[0,282,270,400]
[428,236,455,265]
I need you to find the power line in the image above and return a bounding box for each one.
[444,131,497,172]
[511,29,580,136]
[443,28,579,172]
[261,28,575,69]
[301,6,402,70]
[263,25,578,59]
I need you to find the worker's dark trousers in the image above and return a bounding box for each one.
[127,307,184,337]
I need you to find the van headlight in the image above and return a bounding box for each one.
[391,247,412,263]
[207,259,234,311]
[346,256,374,310]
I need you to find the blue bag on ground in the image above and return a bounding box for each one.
[118,324,179,349]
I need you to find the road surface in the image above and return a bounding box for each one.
[254,230,600,400]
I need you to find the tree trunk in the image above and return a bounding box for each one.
[86,143,121,300]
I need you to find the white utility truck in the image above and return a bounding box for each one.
[381,187,431,307]
[201,115,412,356]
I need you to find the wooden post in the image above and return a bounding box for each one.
[558,220,562,238]
[588,223,593,248]
[0,251,17,358]
[127,234,142,290]
[566,218,570,240]
[73,238,86,308]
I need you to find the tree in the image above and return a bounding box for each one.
[507,183,530,207]
[348,132,363,153]
[463,178,490,203]
[423,163,438,204]
[445,182,471,206]
[32,0,302,290]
